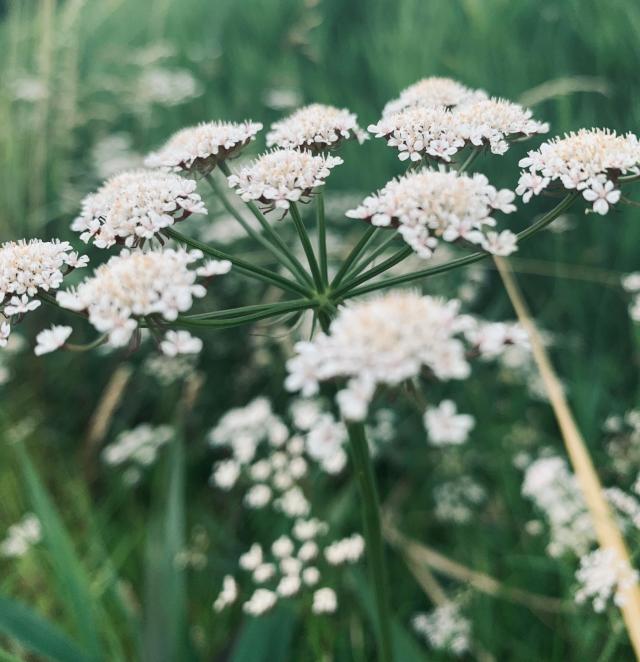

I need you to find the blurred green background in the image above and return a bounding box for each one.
[1,0,640,660]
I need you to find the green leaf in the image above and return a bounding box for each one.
[0,595,89,662]
[14,443,102,660]
[231,604,297,662]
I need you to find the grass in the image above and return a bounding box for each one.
[2,0,640,659]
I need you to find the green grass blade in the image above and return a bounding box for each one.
[0,595,89,662]
[230,605,297,662]
[14,443,102,660]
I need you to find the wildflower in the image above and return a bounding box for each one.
[298,541,318,562]
[412,603,471,656]
[34,325,72,356]
[302,566,320,586]
[4,295,41,316]
[346,169,517,259]
[0,514,41,558]
[305,414,348,474]
[210,459,241,490]
[517,129,640,214]
[275,486,310,518]
[145,121,262,174]
[239,544,263,571]
[245,484,272,509]
[324,534,365,565]
[72,170,207,248]
[57,249,211,347]
[0,322,10,348]
[227,149,342,212]
[272,536,295,558]
[424,400,474,446]
[276,574,301,597]
[160,330,203,356]
[293,518,328,541]
[243,588,277,615]
[575,548,639,612]
[433,477,486,524]
[253,563,276,583]
[102,424,173,472]
[136,67,202,107]
[312,587,337,614]
[196,259,232,277]
[266,103,367,151]
[622,273,640,292]
[481,230,518,256]
[213,575,237,612]
[382,76,487,116]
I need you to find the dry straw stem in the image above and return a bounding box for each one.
[383,514,568,615]
[494,256,640,657]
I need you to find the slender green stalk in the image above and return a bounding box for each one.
[183,300,307,321]
[341,193,578,300]
[289,202,324,292]
[345,422,393,662]
[457,148,481,173]
[165,227,312,297]
[316,192,328,286]
[203,173,314,288]
[344,230,399,282]
[330,225,378,290]
[218,161,313,286]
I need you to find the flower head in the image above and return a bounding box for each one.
[517,128,640,214]
[160,330,203,356]
[56,248,214,347]
[382,76,487,116]
[145,120,262,174]
[34,325,72,356]
[72,170,207,248]
[266,103,366,151]
[424,400,474,445]
[227,149,342,213]
[346,169,517,258]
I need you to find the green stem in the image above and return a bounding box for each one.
[204,173,314,288]
[219,161,313,287]
[165,227,312,298]
[331,225,378,290]
[345,231,399,282]
[316,192,328,286]
[340,193,578,300]
[289,202,324,292]
[183,300,306,321]
[345,421,393,662]
[457,148,480,173]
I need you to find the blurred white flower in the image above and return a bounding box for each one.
[34,325,72,356]
[312,587,337,614]
[0,514,41,558]
[160,330,203,357]
[424,400,474,446]
[213,575,237,612]
[412,602,471,656]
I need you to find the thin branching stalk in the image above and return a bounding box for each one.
[289,202,324,292]
[330,225,377,290]
[183,300,308,321]
[344,231,400,283]
[316,191,329,286]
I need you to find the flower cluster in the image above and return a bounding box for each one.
[266,103,367,151]
[102,423,174,485]
[575,548,639,612]
[346,169,517,258]
[622,272,640,323]
[412,602,471,657]
[0,239,88,340]
[227,149,342,212]
[145,120,263,174]
[0,514,41,559]
[517,129,640,214]
[72,170,207,248]
[433,477,486,524]
[286,291,526,421]
[368,97,547,163]
[424,400,474,446]
[57,248,222,347]
[382,76,487,116]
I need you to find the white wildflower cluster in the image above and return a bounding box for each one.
[346,169,517,259]
[286,291,526,421]
[0,239,88,344]
[433,477,486,524]
[382,76,487,116]
[575,548,639,612]
[424,400,474,446]
[603,409,640,476]
[72,170,207,248]
[227,149,342,212]
[135,67,202,107]
[57,248,222,347]
[622,273,640,323]
[34,325,73,356]
[92,133,143,180]
[215,519,361,617]
[145,121,263,174]
[142,354,197,386]
[0,514,42,559]
[102,423,173,485]
[412,602,471,657]
[521,455,594,557]
[266,103,367,151]
[369,96,547,163]
[517,129,640,214]
[605,487,640,530]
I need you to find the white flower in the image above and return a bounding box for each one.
[324,534,365,565]
[276,574,301,597]
[481,230,518,256]
[622,273,640,293]
[517,128,640,214]
[145,121,262,174]
[382,76,487,116]
[272,536,295,558]
[213,575,237,612]
[239,543,263,571]
[160,330,203,356]
[290,399,323,431]
[582,179,621,215]
[305,414,347,473]
[293,518,328,541]
[243,588,277,615]
[57,249,211,347]
[275,486,310,518]
[302,566,320,586]
[102,424,173,470]
[72,170,207,248]
[253,562,276,583]
[0,514,41,558]
[196,259,232,277]
[0,321,10,348]
[280,556,303,576]
[412,603,471,656]
[4,295,41,316]
[227,149,342,212]
[298,541,318,562]
[346,169,515,259]
[210,459,240,490]
[312,587,337,614]
[424,400,474,446]
[434,476,486,524]
[244,484,272,509]
[34,325,72,356]
[575,548,639,612]
[266,103,366,151]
